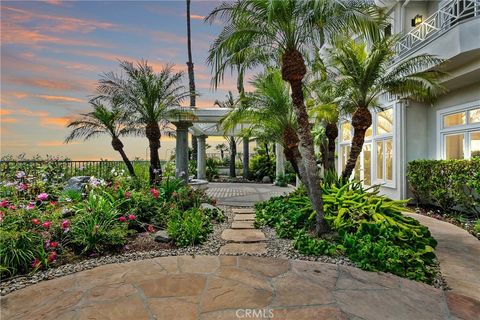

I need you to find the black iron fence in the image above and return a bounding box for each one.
[0,160,150,181]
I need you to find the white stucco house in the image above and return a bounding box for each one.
[337,0,480,200]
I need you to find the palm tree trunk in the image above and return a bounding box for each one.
[229,137,236,178]
[341,107,372,180]
[282,49,328,235]
[146,122,162,185]
[186,0,197,162]
[325,122,338,172]
[111,137,135,177]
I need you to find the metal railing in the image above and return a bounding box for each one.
[0,160,149,181]
[395,0,480,58]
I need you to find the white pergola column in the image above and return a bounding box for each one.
[174,121,192,182]
[275,143,285,183]
[197,135,207,180]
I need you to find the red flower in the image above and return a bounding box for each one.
[31,218,40,225]
[49,201,57,206]
[61,219,70,229]
[50,241,59,248]
[128,214,136,220]
[8,205,16,210]
[124,191,131,199]
[31,258,41,269]
[118,216,126,222]
[146,224,155,233]
[48,251,57,263]
[150,188,159,199]
[172,191,177,198]
[42,221,51,229]
[0,199,8,208]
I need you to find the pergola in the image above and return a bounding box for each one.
[169,107,286,182]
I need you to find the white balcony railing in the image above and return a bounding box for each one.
[396,0,480,58]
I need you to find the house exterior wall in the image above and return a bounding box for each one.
[342,0,480,200]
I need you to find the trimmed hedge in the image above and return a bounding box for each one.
[407,159,480,215]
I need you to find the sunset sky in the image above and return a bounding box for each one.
[1,0,250,160]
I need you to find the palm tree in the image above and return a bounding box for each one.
[65,99,136,176]
[97,60,189,185]
[215,143,227,160]
[215,91,239,178]
[186,0,198,162]
[206,0,384,234]
[222,69,308,181]
[326,35,445,180]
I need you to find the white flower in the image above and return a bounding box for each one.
[15,171,26,179]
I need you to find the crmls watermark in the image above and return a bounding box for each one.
[235,308,274,318]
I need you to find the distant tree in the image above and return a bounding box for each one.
[65,99,136,176]
[97,60,188,185]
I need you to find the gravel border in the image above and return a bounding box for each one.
[0,205,449,295]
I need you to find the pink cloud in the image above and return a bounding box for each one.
[36,95,84,103]
[190,14,205,20]
[37,140,77,147]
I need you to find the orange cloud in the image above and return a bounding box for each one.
[0,109,14,116]
[5,76,94,92]
[36,95,84,103]
[1,118,18,123]
[40,116,71,128]
[190,14,205,20]
[37,140,76,147]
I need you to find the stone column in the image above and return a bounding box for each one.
[243,137,250,180]
[174,121,192,182]
[197,135,207,180]
[275,143,285,184]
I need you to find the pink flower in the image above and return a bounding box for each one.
[0,199,7,208]
[118,216,126,222]
[128,214,136,221]
[146,224,154,233]
[31,258,41,269]
[61,219,70,229]
[26,203,35,210]
[50,241,59,248]
[172,191,177,198]
[37,193,49,201]
[150,188,159,199]
[48,251,57,263]
[8,205,16,210]
[31,218,40,225]
[124,191,131,199]
[42,221,51,229]
[16,183,28,191]
[0,211,4,223]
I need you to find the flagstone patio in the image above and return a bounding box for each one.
[3,255,478,320]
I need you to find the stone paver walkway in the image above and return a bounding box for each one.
[3,255,479,320]
[206,183,294,206]
[220,207,267,254]
[405,212,480,302]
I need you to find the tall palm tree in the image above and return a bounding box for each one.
[215,91,239,177]
[222,69,308,181]
[326,36,445,180]
[97,60,189,185]
[206,0,384,234]
[186,0,198,161]
[65,99,136,176]
[215,143,227,160]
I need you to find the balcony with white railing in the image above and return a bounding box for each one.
[395,0,480,58]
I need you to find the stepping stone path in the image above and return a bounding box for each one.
[220,207,267,254]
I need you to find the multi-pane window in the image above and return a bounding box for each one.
[339,106,394,187]
[441,105,480,159]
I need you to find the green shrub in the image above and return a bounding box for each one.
[206,158,219,181]
[255,182,439,283]
[0,230,44,277]
[407,159,480,215]
[249,154,275,181]
[70,191,131,253]
[167,208,212,247]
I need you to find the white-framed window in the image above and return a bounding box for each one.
[338,105,395,188]
[438,103,480,159]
